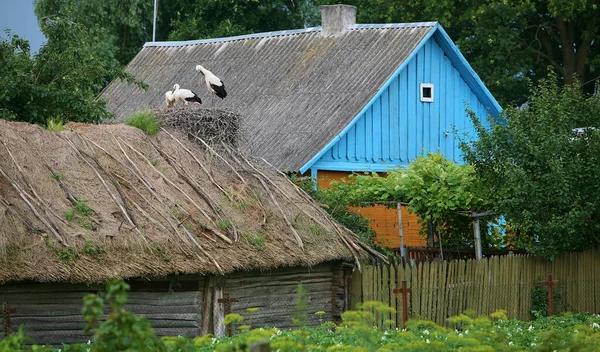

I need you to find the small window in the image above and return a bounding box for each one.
[420,83,434,102]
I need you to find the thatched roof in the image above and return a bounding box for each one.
[0,112,374,284]
[100,23,435,172]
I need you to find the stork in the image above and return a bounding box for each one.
[165,90,176,108]
[172,84,202,108]
[195,65,227,104]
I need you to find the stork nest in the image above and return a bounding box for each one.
[156,107,241,148]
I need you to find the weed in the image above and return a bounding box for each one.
[57,247,77,264]
[170,207,186,221]
[82,280,166,351]
[293,283,309,328]
[50,169,62,181]
[46,117,64,132]
[242,232,264,249]
[124,109,160,135]
[84,240,105,257]
[64,208,75,221]
[151,243,170,263]
[308,222,322,236]
[72,200,93,216]
[218,219,232,232]
[150,159,159,166]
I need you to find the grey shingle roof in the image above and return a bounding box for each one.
[100,23,435,172]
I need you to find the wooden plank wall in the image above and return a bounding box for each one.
[225,262,341,330]
[351,249,600,325]
[0,277,204,345]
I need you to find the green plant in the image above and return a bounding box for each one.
[217,219,232,232]
[150,159,159,166]
[57,247,78,264]
[84,240,105,257]
[0,326,30,351]
[72,200,92,216]
[50,169,63,181]
[124,109,160,135]
[64,208,75,221]
[531,283,562,319]
[82,279,166,351]
[292,283,309,328]
[308,222,322,236]
[46,117,64,132]
[242,232,264,249]
[151,243,170,263]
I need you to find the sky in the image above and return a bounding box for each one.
[0,0,46,54]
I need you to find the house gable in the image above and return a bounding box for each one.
[302,24,500,174]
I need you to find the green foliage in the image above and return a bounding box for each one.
[531,284,562,319]
[297,178,378,249]
[462,74,600,258]
[84,240,105,257]
[217,219,232,232]
[292,283,309,328]
[124,110,160,135]
[166,0,319,42]
[0,326,31,352]
[151,242,170,263]
[324,153,502,249]
[57,246,78,264]
[82,279,166,351]
[0,20,133,125]
[35,0,155,66]
[46,117,64,132]
[50,169,62,181]
[64,200,96,230]
[7,298,600,351]
[241,232,264,249]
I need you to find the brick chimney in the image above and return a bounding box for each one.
[320,4,357,36]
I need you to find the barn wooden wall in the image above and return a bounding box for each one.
[0,262,348,345]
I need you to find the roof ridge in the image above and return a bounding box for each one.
[143,22,438,48]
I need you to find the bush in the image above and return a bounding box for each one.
[125,110,160,135]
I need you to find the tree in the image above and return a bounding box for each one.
[462,73,600,259]
[317,0,600,106]
[0,17,143,125]
[35,0,154,65]
[323,153,502,249]
[166,0,320,41]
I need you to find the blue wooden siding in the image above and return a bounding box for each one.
[313,36,490,172]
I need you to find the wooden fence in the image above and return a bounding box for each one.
[350,249,600,327]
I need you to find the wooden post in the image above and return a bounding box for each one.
[473,216,482,260]
[218,294,237,336]
[397,203,406,260]
[540,274,559,316]
[393,280,412,328]
[200,276,213,336]
[2,302,16,337]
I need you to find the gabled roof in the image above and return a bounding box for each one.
[0,119,369,284]
[101,23,499,173]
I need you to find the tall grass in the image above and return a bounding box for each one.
[125,109,160,135]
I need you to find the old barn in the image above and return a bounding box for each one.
[0,113,373,345]
[100,5,501,249]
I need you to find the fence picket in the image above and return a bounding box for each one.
[352,249,600,326]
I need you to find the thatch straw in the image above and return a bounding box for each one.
[0,113,368,284]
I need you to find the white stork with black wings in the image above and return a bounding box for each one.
[172,84,202,108]
[196,65,227,103]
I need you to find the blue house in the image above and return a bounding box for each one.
[100,4,501,248]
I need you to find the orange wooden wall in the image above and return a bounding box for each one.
[315,170,427,248]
